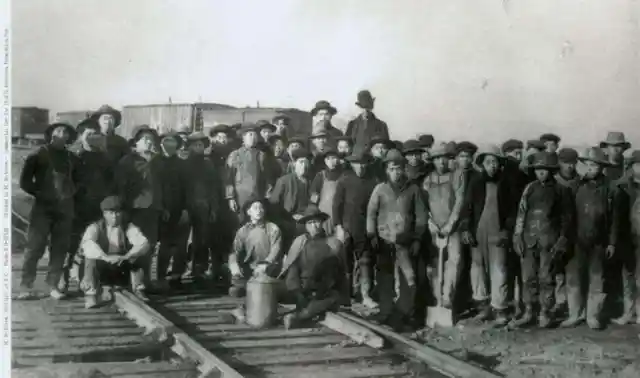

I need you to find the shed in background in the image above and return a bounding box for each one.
[12,107,49,138]
[55,110,92,127]
[201,107,312,137]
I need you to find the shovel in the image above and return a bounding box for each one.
[426,233,454,328]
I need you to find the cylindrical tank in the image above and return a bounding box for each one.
[245,273,280,328]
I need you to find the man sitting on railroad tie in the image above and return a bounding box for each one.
[81,196,151,308]
[279,206,348,330]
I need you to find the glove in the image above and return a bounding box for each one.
[513,234,524,257]
[461,231,477,247]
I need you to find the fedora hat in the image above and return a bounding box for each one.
[625,150,640,167]
[256,120,277,133]
[600,131,631,150]
[320,147,339,159]
[368,135,394,150]
[208,124,231,137]
[475,145,504,166]
[345,151,372,163]
[130,124,159,143]
[297,205,329,224]
[355,90,375,110]
[187,131,211,148]
[311,100,337,116]
[90,104,122,127]
[530,151,559,170]
[239,122,260,135]
[557,148,578,164]
[44,122,77,144]
[429,142,456,159]
[578,147,610,166]
[288,136,307,147]
[402,139,423,155]
[290,148,311,162]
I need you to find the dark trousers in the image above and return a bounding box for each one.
[619,238,640,318]
[158,214,190,280]
[521,243,555,312]
[565,242,605,320]
[83,257,147,293]
[21,201,73,290]
[377,240,416,318]
[286,290,341,321]
[189,209,219,277]
[128,208,160,287]
[344,235,372,297]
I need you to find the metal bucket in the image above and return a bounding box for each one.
[245,273,280,328]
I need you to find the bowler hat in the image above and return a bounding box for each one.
[90,105,122,127]
[529,151,559,170]
[297,205,329,224]
[310,100,337,116]
[208,124,232,137]
[44,122,77,144]
[100,196,123,211]
[429,142,456,159]
[186,132,211,148]
[355,90,375,110]
[130,124,159,143]
[290,148,311,162]
[272,114,291,125]
[321,148,339,159]
[402,139,423,155]
[456,141,478,156]
[418,134,435,149]
[578,147,610,166]
[475,145,504,166]
[540,133,561,144]
[502,139,524,153]
[76,118,100,137]
[526,139,546,151]
[383,149,405,164]
[557,148,578,164]
[600,131,631,150]
[267,134,285,145]
[345,151,372,163]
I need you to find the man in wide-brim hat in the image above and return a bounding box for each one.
[600,131,631,181]
[345,90,390,155]
[44,122,77,145]
[278,205,348,329]
[310,101,343,140]
[403,139,429,184]
[90,105,129,165]
[308,127,331,177]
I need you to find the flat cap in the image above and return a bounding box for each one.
[455,141,478,155]
[557,148,578,164]
[100,196,123,211]
[501,139,524,153]
[540,133,561,143]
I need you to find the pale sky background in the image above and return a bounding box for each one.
[11,0,640,144]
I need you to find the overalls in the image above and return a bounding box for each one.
[317,171,339,235]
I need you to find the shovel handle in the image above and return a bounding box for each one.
[436,237,447,307]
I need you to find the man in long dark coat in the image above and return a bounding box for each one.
[345,90,390,155]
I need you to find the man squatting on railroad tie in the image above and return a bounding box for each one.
[15,95,640,331]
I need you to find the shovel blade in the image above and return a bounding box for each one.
[426,306,454,328]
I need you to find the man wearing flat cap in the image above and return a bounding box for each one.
[18,123,80,300]
[90,104,129,165]
[345,90,390,155]
[310,100,343,139]
[81,196,151,307]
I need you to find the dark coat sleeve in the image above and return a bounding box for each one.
[309,172,324,203]
[19,152,40,197]
[345,120,355,137]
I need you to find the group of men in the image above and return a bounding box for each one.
[16,90,640,332]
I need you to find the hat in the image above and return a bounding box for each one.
[256,120,277,133]
[130,124,159,143]
[502,139,524,153]
[429,142,456,159]
[626,150,640,167]
[291,148,311,162]
[456,141,478,156]
[297,205,329,224]
[186,131,211,148]
[272,114,291,125]
[600,131,631,150]
[557,148,578,164]
[578,147,610,166]
[402,140,423,155]
[335,135,354,145]
[311,100,337,116]
[475,145,504,166]
[368,135,393,150]
[176,125,191,135]
[321,148,339,159]
[239,122,259,135]
[267,134,285,144]
[392,140,404,151]
[526,139,546,151]
[345,151,372,163]
[242,197,268,215]
[383,149,405,164]
[288,136,307,147]
[529,151,559,170]
[76,118,100,137]
[309,128,329,139]
[355,90,375,109]
[208,124,232,137]
[160,132,184,149]
[418,134,435,149]
[100,196,123,211]
[90,105,122,127]
[44,122,77,144]
[540,133,561,144]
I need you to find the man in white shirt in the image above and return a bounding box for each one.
[81,196,151,308]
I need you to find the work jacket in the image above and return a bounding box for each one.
[345,113,389,155]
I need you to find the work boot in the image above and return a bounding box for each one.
[49,289,67,300]
[538,311,552,328]
[16,290,37,300]
[509,305,534,328]
[559,316,582,328]
[361,296,379,309]
[494,309,509,326]
[474,302,492,321]
[85,295,99,309]
[611,297,635,325]
[587,317,603,330]
[586,294,605,330]
[283,313,299,330]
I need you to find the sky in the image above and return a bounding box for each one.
[11,0,640,144]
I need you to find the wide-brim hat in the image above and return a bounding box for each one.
[429,142,456,159]
[355,90,375,109]
[239,122,259,135]
[540,133,561,144]
[288,136,307,147]
[311,100,337,116]
[475,145,504,166]
[345,151,372,163]
[242,197,269,215]
[297,205,329,224]
[130,124,159,143]
[44,122,77,144]
[160,132,184,149]
[600,131,631,150]
[578,147,610,166]
[402,139,423,155]
[529,151,559,170]
[100,196,123,211]
[502,139,524,153]
[76,118,100,137]
[90,104,122,127]
[208,124,232,137]
[290,148,311,162]
[320,148,339,159]
[186,131,211,148]
[383,149,405,164]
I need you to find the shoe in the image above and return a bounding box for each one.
[361,296,379,309]
[133,289,149,302]
[587,317,603,330]
[49,289,67,300]
[494,310,509,326]
[559,316,581,328]
[230,307,246,324]
[475,306,492,321]
[85,295,99,309]
[16,290,37,300]
[283,313,298,330]
[611,313,633,325]
[228,286,245,298]
[550,302,566,316]
[509,306,534,329]
[538,312,552,328]
[101,287,114,302]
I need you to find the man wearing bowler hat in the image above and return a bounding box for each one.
[310,100,343,139]
[345,90,390,155]
[18,123,79,300]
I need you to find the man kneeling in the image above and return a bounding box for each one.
[279,206,348,329]
[81,196,151,308]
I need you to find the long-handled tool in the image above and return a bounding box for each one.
[426,234,454,328]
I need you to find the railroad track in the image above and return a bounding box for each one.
[11,200,502,378]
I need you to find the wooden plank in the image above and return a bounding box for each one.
[195,327,333,341]
[12,361,198,378]
[338,311,503,378]
[321,312,384,349]
[114,290,245,378]
[203,334,347,349]
[247,361,411,378]
[225,345,385,366]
